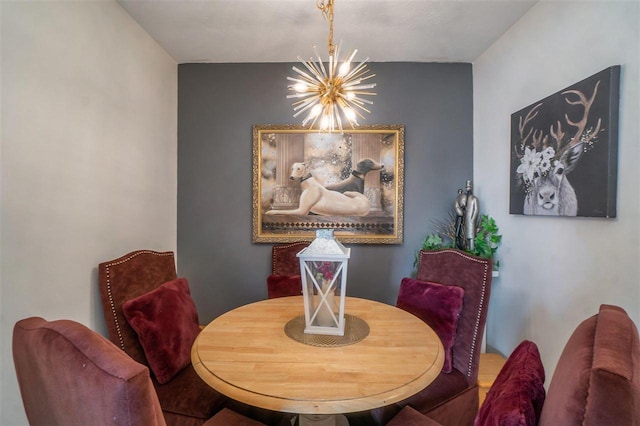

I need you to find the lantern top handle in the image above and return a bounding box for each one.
[305,230,348,255]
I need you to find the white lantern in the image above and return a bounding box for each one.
[297,230,350,336]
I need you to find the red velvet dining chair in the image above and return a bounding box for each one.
[98,250,276,426]
[397,249,492,425]
[352,249,492,426]
[387,340,545,426]
[266,241,309,298]
[388,304,640,425]
[12,317,266,426]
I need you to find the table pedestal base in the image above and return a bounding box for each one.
[293,414,349,426]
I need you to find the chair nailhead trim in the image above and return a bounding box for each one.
[103,250,174,352]
[420,249,489,377]
[272,242,308,274]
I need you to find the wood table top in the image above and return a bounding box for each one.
[191,296,444,415]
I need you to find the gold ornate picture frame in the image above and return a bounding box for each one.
[252,124,404,244]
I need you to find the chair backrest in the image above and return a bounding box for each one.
[416,249,492,382]
[539,304,640,425]
[13,317,166,426]
[98,250,177,365]
[271,242,310,276]
[267,242,310,299]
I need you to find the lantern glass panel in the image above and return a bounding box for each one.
[302,259,344,328]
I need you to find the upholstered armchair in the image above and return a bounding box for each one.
[266,242,309,298]
[12,317,266,426]
[98,250,228,426]
[387,304,640,426]
[351,249,492,426]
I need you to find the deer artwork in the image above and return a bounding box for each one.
[515,80,602,216]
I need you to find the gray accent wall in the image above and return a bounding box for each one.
[178,62,473,321]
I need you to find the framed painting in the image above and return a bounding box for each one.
[252,124,404,244]
[509,66,620,218]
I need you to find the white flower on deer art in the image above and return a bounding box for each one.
[539,158,552,174]
[517,146,556,189]
[516,147,539,182]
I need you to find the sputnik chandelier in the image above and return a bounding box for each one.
[287,0,376,132]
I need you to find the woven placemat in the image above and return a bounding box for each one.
[284,314,370,347]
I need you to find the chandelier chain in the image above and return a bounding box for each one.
[316,0,335,55]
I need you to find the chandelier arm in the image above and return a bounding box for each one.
[349,102,372,115]
[334,103,344,132]
[333,41,342,71]
[287,84,317,94]
[287,76,313,86]
[344,101,367,120]
[293,98,321,116]
[312,46,328,79]
[345,84,376,91]
[288,87,321,98]
[338,97,364,122]
[342,49,358,67]
[342,79,366,88]
[352,109,367,122]
[292,96,321,111]
[307,112,321,130]
[287,92,316,100]
[296,105,317,120]
[302,105,321,126]
[358,73,376,81]
[347,95,375,105]
[288,94,318,102]
[292,93,319,106]
[342,60,371,82]
[291,97,319,109]
[323,105,331,131]
[343,71,376,85]
[291,67,319,85]
[349,91,376,97]
[299,59,326,84]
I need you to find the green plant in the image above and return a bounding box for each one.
[415,214,502,269]
[421,234,445,251]
[472,215,502,261]
[414,233,451,268]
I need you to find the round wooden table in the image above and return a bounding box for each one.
[192,296,444,417]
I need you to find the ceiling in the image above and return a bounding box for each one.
[117,0,538,64]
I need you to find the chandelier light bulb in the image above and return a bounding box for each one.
[287,0,376,132]
[343,107,356,123]
[310,104,323,118]
[320,114,331,130]
[338,61,350,78]
[294,82,309,93]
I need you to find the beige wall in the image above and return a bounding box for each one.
[474,1,639,376]
[0,2,177,424]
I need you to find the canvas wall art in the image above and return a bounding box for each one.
[252,125,404,244]
[510,66,620,218]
